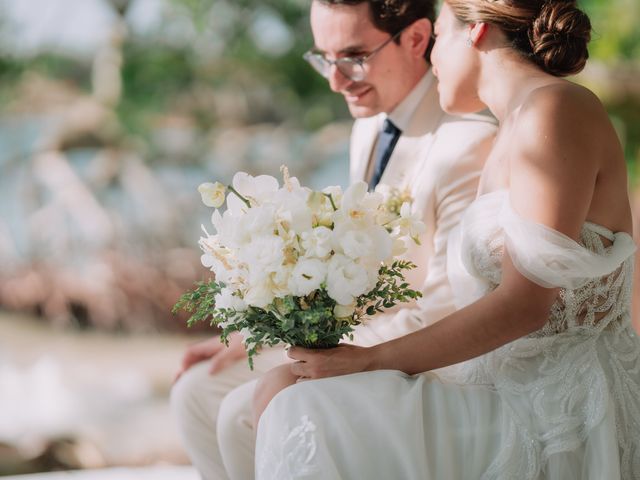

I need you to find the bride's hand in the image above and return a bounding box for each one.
[287,344,377,380]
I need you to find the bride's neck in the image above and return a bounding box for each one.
[476,51,554,123]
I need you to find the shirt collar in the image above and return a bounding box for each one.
[385,70,433,132]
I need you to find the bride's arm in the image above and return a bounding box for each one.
[290,253,558,377]
[289,84,619,378]
[370,254,557,374]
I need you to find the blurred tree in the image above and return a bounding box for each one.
[582,0,640,61]
[0,0,638,164]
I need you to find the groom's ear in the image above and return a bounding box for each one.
[402,18,432,59]
[467,22,488,47]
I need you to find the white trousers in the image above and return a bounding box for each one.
[170,346,287,480]
[170,318,412,479]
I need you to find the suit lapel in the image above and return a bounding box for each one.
[350,115,382,184]
[379,72,444,189]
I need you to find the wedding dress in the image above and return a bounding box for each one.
[255,190,640,480]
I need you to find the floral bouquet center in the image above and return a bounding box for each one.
[174,167,425,368]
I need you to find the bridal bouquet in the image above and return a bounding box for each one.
[173,167,425,368]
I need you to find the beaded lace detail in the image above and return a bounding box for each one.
[255,415,320,479]
[448,190,640,479]
[257,190,640,480]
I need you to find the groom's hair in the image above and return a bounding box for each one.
[316,0,436,61]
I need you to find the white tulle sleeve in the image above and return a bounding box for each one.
[499,202,636,290]
[447,191,636,309]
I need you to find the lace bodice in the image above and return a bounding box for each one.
[448,189,636,336]
[446,190,640,479]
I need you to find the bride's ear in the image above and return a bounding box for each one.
[467,22,488,47]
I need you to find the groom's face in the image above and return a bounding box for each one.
[310,1,423,118]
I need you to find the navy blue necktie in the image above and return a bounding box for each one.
[369,118,401,190]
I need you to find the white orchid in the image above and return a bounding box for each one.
[393,202,427,244]
[308,190,337,227]
[232,172,279,205]
[199,233,235,273]
[340,181,383,225]
[288,258,327,297]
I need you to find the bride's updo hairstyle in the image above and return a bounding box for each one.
[446,0,591,77]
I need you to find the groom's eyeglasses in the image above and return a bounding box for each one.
[303,29,405,82]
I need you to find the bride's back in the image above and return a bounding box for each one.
[497,79,632,238]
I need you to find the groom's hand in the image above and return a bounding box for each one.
[174,332,246,382]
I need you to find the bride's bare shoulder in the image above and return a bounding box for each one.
[511,82,612,171]
[519,82,608,135]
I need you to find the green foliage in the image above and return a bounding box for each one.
[608,100,640,182]
[0,53,92,91]
[173,260,422,369]
[359,260,423,315]
[118,43,202,139]
[582,0,640,62]
[172,280,223,326]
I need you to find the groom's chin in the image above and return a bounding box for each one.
[347,104,380,119]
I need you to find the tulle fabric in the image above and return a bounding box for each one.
[256,190,640,480]
[447,190,636,306]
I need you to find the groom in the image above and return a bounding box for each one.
[171,0,497,478]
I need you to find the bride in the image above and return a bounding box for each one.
[254,0,640,478]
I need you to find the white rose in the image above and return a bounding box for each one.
[239,234,285,273]
[326,254,370,305]
[338,228,374,260]
[198,182,226,208]
[333,221,393,263]
[288,258,328,297]
[301,226,333,259]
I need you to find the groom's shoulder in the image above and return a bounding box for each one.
[433,109,497,146]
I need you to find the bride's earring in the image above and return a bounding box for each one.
[466,37,473,47]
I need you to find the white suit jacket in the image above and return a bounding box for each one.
[350,70,497,346]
